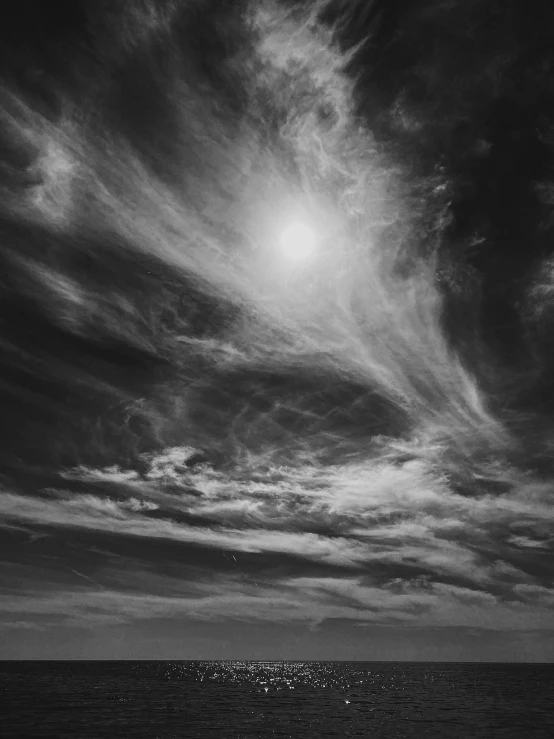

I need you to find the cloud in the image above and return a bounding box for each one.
[1,0,554,656]
[0,621,47,631]
[0,490,372,567]
[1,447,553,600]
[2,562,553,634]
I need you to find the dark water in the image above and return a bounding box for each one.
[2,661,553,738]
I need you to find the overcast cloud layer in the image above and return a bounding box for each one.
[1,0,554,660]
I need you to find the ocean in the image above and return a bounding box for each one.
[2,661,553,738]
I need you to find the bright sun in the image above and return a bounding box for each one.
[278,221,318,262]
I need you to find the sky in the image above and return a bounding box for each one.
[1,0,554,661]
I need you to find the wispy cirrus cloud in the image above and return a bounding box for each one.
[2,559,554,635]
[1,0,554,660]
[1,446,553,631]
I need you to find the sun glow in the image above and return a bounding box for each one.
[278,220,318,262]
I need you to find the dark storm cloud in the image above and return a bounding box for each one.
[1,0,554,655]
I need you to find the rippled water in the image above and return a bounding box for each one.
[2,661,553,738]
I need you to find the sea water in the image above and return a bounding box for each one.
[2,660,553,738]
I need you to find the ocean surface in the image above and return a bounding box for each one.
[2,661,553,738]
